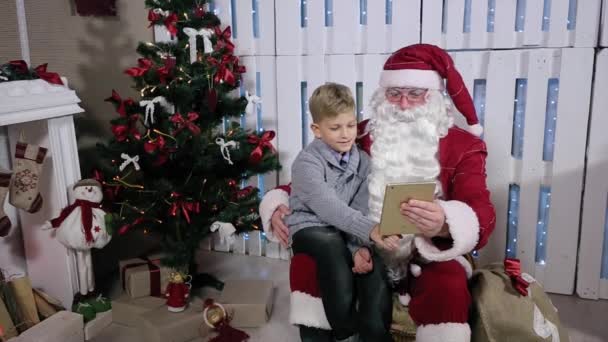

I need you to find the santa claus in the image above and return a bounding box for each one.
[260,44,496,341]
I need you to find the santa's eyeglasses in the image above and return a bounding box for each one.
[385,87,428,104]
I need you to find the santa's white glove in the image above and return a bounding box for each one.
[210,221,236,246]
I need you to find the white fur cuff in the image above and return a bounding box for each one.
[415,200,479,262]
[417,323,471,342]
[290,291,331,330]
[258,188,289,243]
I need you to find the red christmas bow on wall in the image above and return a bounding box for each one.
[170,112,201,136]
[125,58,153,77]
[247,131,276,164]
[168,192,200,224]
[504,258,530,296]
[105,89,134,117]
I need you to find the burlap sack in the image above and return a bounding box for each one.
[470,262,569,342]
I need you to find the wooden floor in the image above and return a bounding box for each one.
[90,251,608,342]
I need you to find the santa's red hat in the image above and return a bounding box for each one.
[379,44,483,137]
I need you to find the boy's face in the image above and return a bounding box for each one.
[311,111,357,153]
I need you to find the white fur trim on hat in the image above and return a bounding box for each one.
[290,291,331,330]
[415,200,479,262]
[379,69,443,89]
[416,323,471,342]
[258,188,289,243]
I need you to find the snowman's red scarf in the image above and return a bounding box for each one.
[50,199,101,244]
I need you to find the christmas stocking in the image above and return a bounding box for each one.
[9,142,47,213]
[0,171,12,237]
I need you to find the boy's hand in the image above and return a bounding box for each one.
[370,224,400,251]
[352,247,373,274]
[401,200,449,238]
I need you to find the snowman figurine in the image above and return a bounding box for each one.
[49,179,112,295]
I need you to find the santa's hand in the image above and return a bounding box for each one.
[352,247,373,274]
[401,200,449,238]
[270,204,291,248]
[41,221,53,231]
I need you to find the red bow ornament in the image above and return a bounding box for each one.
[504,258,530,296]
[164,13,179,37]
[168,192,200,224]
[147,9,162,23]
[125,58,153,77]
[170,112,201,136]
[235,186,254,200]
[144,135,175,165]
[207,55,236,86]
[247,131,276,164]
[105,89,135,117]
[34,63,64,85]
[213,26,235,53]
[156,57,176,84]
[111,114,141,142]
[229,55,246,74]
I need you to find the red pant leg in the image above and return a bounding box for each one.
[408,259,471,326]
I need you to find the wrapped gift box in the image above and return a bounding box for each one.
[119,254,173,299]
[8,311,83,342]
[84,310,112,341]
[111,294,165,327]
[136,298,204,342]
[219,280,274,328]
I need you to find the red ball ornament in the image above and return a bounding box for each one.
[194,6,205,18]
[228,179,237,188]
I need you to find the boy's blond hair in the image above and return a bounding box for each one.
[309,83,355,123]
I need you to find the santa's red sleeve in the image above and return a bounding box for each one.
[415,138,496,262]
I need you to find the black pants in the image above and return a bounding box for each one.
[292,227,393,342]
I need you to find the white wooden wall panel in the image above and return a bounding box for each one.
[212,0,275,56]
[276,0,421,55]
[543,48,593,294]
[576,49,608,299]
[421,0,601,50]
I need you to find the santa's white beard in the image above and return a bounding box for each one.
[367,89,454,223]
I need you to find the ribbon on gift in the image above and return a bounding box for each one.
[504,258,530,296]
[183,27,215,63]
[169,192,200,224]
[121,257,162,297]
[247,131,276,164]
[164,13,178,36]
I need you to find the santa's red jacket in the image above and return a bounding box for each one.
[258,120,496,328]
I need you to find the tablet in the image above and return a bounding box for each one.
[379,182,436,236]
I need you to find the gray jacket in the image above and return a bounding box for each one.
[286,138,377,253]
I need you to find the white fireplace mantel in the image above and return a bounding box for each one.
[0,78,84,309]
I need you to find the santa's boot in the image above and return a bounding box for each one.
[0,171,13,236]
[9,142,47,213]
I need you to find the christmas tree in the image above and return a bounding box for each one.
[95,0,280,278]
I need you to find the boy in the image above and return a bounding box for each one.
[286,83,396,342]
